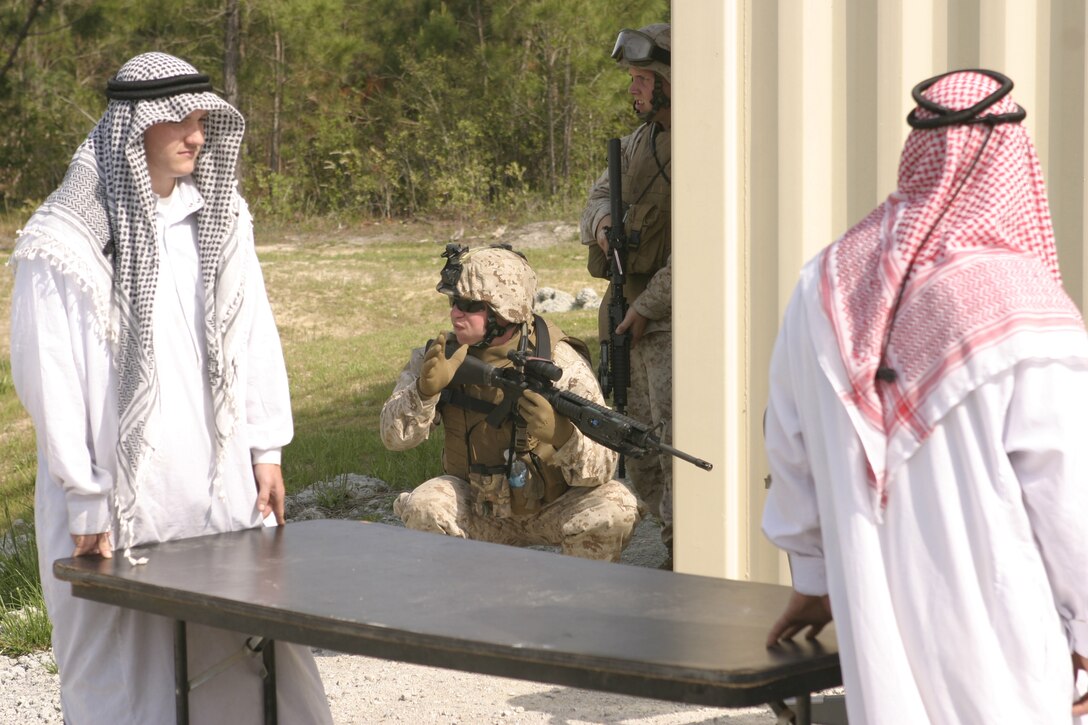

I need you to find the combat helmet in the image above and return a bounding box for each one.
[437,243,537,327]
[611,23,670,83]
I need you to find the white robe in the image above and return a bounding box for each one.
[11,179,331,724]
[762,258,1088,724]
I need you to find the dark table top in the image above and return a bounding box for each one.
[54,519,840,708]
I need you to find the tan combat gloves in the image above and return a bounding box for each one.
[418,333,469,398]
[419,333,574,450]
[518,390,575,449]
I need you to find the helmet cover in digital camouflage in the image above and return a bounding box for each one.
[436,244,537,324]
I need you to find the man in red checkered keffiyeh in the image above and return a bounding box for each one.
[762,70,1088,723]
[824,70,1083,509]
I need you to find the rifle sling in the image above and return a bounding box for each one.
[439,389,499,416]
[531,314,551,357]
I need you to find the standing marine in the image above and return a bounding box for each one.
[580,23,674,566]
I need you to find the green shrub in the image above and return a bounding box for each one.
[0,518,51,656]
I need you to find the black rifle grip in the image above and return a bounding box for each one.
[611,337,630,410]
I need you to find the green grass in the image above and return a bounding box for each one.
[0,216,603,654]
[0,517,51,655]
[0,224,38,530]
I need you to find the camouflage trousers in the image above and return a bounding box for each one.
[625,329,673,553]
[393,476,640,562]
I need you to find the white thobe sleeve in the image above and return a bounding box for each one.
[10,258,113,535]
[761,288,828,596]
[244,244,294,466]
[1004,360,1088,656]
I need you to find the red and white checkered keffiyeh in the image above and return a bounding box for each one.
[819,70,1084,508]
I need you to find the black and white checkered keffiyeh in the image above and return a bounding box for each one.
[13,52,248,562]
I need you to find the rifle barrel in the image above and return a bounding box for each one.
[655,441,714,471]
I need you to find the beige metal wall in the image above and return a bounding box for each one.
[672,0,1088,583]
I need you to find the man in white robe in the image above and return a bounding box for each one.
[9,52,331,724]
[762,70,1088,723]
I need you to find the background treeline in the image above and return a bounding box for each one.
[0,0,668,221]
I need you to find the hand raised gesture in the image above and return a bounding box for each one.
[418,332,469,398]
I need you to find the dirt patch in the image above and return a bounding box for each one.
[256,219,579,251]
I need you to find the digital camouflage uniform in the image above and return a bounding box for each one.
[581,23,673,554]
[381,246,639,562]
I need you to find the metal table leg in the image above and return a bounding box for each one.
[794,693,812,725]
[262,640,277,725]
[174,620,190,725]
[173,622,279,725]
[770,693,813,725]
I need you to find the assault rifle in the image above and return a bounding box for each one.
[599,138,632,475]
[448,347,712,472]
[598,137,631,415]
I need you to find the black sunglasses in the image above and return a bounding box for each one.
[449,297,487,313]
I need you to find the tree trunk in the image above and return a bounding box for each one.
[224,0,242,182]
[473,0,487,94]
[0,0,46,87]
[546,47,558,197]
[270,31,283,173]
[223,0,241,107]
[562,49,574,184]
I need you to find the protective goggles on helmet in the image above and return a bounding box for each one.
[449,297,487,313]
[611,29,670,67]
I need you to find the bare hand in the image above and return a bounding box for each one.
[1074,651,1088,716]
[254,463,286,525]
[766,590,833,646]
[418,332,469,398]
[615,305,649,346]
[72,532,113,559]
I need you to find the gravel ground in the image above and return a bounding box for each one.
[0,645,788,725]
[0,476,804,724]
